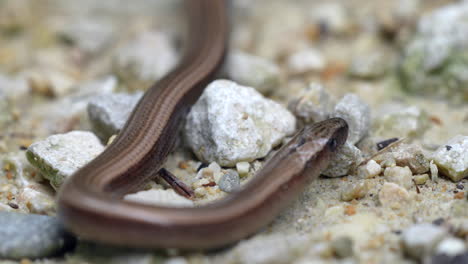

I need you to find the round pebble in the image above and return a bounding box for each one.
[219,170,241,193]
[0,212,75,259]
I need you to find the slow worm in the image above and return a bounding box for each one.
[57,0,349,249]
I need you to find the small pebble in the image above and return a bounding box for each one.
[330,236,354,258]
[432,135,468,182]
[87,92,143,140]
[401,223,447,260]
[378,182,410,209]
[0,212,75,259]
[384,166,413,190]
[357,159,382,179]
[413,174,429,185]
[218,170,241,193]
[26,131,104,189]
[435,237,466,256]
[341,181,369,201]
[332,93,371,145]
[236,161,250,177]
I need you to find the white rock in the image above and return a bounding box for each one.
[332,94,370,145]
[113,31,178,85]
[288,83,333,123]
[384,166,413,190]
[358,160,382,178]
[378,182,410,209]
[26,131,104,189]
[124,189,193,207]
[432,135,468,182]
[184,80,296,167]
[226,50,280,94]
[286,48,326,74]
[322,142,362,177]
[435,237,466,256]
[402,223,447,260]
[236,161,250,176]
[87,92,143,140]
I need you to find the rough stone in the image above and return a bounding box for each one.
[378,182,410,209]
[0,212,75,259]
[87,92,143,140]
[357,159,382,179]
[432,135,468,182]
[332,93,371,145]
[26,131,104,189]
[384,166,413,190]
[341,181,369,201]
[184,80,296,167]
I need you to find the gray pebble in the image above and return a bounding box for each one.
[0,212,75,259]
[331,236,354,258]
[219,170,240,193]
[87,92,143,140]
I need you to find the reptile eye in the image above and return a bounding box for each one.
[328,138,338,151]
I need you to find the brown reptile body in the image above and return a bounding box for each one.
[57,0,349,249]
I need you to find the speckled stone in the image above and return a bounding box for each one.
[184,80,296,166]
[218,170,240,193]
[432,135,468,182]
[0,212,75,259]
[26,131,104,189]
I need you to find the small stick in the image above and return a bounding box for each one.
[158,168,195,199]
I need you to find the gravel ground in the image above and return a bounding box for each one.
[0,0,467,263]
